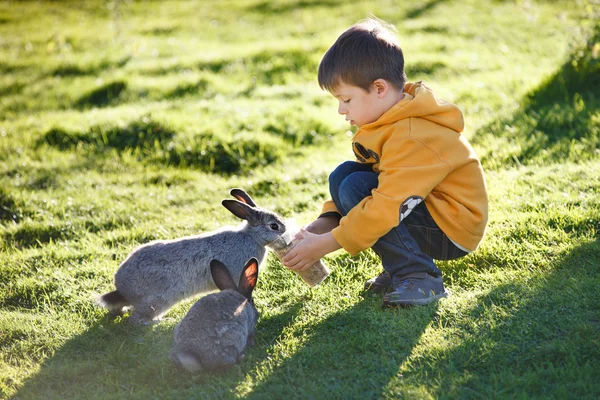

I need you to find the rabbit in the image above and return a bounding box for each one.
[170,258,259,373]
[96,188,287,325]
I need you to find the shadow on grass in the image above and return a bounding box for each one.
[15,238,598,399]
[9,281,438,399]
[36,116,286,176]
[248,0,340,14]
[405,0,447,20]
[13,240,598,397]
[406,239,600,398]
[473,22,600,168]
[10,301,304,399]
[246,295,440,399]
[75,81,127,109]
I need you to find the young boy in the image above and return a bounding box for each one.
[282,17,488,308]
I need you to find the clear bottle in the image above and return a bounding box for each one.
[270,220,330,287]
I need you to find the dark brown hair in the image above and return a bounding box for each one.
[318,17,406,92]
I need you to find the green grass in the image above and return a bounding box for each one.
[1,0,599,399]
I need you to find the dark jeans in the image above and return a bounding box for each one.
[329,161,467,286]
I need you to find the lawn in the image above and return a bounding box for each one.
[1,0,599,399]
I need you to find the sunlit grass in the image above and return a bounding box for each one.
[1,0,599,398]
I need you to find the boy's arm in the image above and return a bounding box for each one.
[305,213,340,234]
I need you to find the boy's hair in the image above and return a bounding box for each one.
[318,17,406,93]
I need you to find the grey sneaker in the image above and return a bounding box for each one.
[382,273,448,308]
[364,270,392,293]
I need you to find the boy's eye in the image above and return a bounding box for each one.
[343,99,350,103]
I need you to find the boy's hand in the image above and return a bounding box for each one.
[282,228,341,272]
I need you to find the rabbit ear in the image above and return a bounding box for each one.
[238,258,259,299]
[230,188,257,207]
[210,259,237,291]
[222,199,259,224]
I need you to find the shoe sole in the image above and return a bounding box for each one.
[381,292,448,308]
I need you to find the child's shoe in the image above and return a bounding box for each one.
[382,273,447,308]
[364,270,392,293]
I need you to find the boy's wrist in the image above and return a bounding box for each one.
[306,215,340,234]
[318,232,342,255]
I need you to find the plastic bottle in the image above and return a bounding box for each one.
[270,220,330,287]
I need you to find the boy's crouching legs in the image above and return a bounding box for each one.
[372,226,447,308]
[328,162,453,307]
[371,203,448,307]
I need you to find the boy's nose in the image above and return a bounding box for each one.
[337,104,347,115]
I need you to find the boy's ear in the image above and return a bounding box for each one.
[373,79,389,97]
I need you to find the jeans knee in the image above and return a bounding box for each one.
[329,162,376,215]
[329,161,360,191]
[338,175,368,212]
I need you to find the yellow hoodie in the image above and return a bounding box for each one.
[321,81,488,255]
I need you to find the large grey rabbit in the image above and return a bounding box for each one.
[96,188,287,325]
[170,258,259,373]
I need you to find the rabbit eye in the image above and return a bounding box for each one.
[269,223,279,230]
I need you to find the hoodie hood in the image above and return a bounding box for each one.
[359,81,464,133]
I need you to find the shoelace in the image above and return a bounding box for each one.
[397,279,415,290]
[396,278,436,297]
[383,279,418,300]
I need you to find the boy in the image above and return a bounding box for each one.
[282,17,488,308]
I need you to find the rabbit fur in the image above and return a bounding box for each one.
[170,258,259,373]
[96,188,287,325]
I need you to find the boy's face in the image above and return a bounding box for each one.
[331,81,386,128]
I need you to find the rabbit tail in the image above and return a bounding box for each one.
[172,351,204,373]
[96,290,130,316]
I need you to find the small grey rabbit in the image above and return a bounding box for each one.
[170,258,259,373]
[96,188,287,325]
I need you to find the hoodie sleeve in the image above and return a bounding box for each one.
[331,138,451,255]
[319,199,341,217]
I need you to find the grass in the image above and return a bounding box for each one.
[1,0,599,399]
